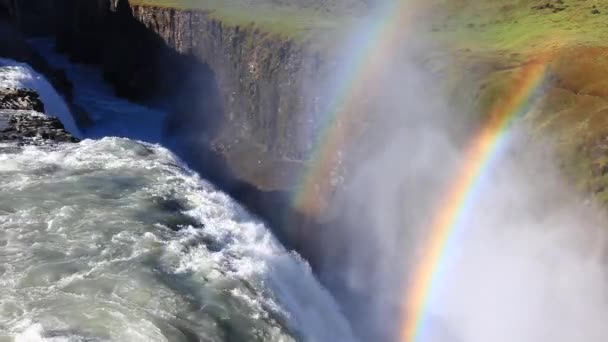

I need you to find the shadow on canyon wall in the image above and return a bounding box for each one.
[49,0,323,262]
[0,1,89,125]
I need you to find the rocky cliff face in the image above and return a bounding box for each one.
[51,0,336,256]
[7,0,55,36]
[53,0,110,61]
[55,0,325,172]
[0,5,82,120]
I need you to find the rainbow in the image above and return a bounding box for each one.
[400,57,549,342]
[289,0,549,338]
[292,0,421,216]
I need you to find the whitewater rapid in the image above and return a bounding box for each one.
[0,48,356,340]
[0,138,355,341]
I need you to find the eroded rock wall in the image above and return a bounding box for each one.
[51,0,334,256]
[54,1,324,170]
[53,0,110,62]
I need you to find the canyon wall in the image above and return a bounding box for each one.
[53,0,329,182]
[47,0,338,257]
[11,0,449,266]
[0,3,85,125]
[8,0,54,36]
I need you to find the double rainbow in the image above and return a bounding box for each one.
[289,0,550,340]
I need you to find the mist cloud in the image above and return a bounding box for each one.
[301,5,608,342]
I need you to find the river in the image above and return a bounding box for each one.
[0,40,356,342]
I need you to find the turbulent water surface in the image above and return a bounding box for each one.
[0,139,354,341]
[0,46,355,341]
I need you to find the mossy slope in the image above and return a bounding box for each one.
[434,0,608,204]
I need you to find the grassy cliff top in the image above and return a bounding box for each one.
[129,0,363,37]
[432,0,608,204]
[433,0,608,52]
[130,0,608,48]
[132,0,608,204]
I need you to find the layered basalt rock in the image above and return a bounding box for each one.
[0,87,45,112]
[48,0,338,253]
[0,87,78,144]
[0,109,78,144]
[52,0,329,181]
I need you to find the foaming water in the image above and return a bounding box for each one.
[0,39,358,341]
[0,138,355,341]
[28,39,166,143]
[0,58,80,137]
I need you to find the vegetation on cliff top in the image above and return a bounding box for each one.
[129,0,363,37]
[435,0,608,51]
[437,0,608,204]
[132,0,608,204]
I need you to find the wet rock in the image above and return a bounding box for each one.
[0,109,78,144]
[0,86,78,144]
[0,87,44,112]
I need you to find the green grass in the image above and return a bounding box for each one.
[131,0,608,202]
[130,0,608,49]
[431,0,608,52]
[434,0,608,202]
[130,0,357,38]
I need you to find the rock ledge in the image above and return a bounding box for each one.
[0,87,78,144]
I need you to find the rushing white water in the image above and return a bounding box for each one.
[0,138,355,341]
[0,45,356,341]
